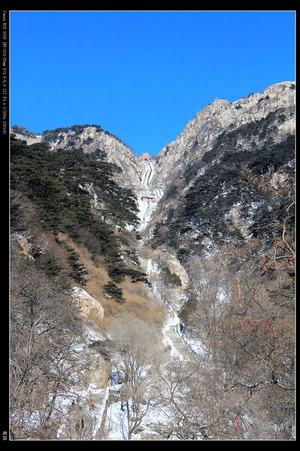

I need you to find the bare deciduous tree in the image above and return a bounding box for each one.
[109,313,163,439]
[178,247,295,439]
[10,259,86,440]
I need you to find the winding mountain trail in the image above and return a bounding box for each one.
[162,304,197,361]
[136,159,164,232]
[57,156,195,440]
[144,257,197,361]
[135,161,197,362]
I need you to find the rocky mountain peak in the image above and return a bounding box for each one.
[151,81,295,190]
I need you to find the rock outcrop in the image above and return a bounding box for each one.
[72,286,104,321]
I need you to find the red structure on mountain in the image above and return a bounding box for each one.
[139,152,152,161]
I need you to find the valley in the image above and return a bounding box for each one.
[10,81,295,440]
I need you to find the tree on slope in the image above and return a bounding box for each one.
[109,313,163,439]
[10,258,87,439]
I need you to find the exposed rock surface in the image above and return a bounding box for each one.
[72,286,104,320]
[12,125,145,191]
[151,81,295,190]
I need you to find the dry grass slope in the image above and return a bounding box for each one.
[58,233,166,331]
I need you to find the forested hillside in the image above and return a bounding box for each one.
[150,112,295,254]
[10,135,164,440]
[10,135,146,282]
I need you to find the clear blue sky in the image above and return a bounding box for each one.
[10,10,295,156]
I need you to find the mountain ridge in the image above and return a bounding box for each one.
[12,81,295,194]
[151,81,295,189]
[11,81,295,253]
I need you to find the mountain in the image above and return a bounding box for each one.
[12,80,295,195]
[10,81,295,440]
[152,81,295,189]
[146,81,295,253]
[12,80,295,236]
[11,124,145,191]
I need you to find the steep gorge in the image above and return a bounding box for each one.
[10,81,295,440]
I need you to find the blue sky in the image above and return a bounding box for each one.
[10,10,295,156]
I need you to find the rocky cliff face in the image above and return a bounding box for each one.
[62,126,145,192]
[146,82,295,257]
[151,81,295,190]
[12,124,145,192]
